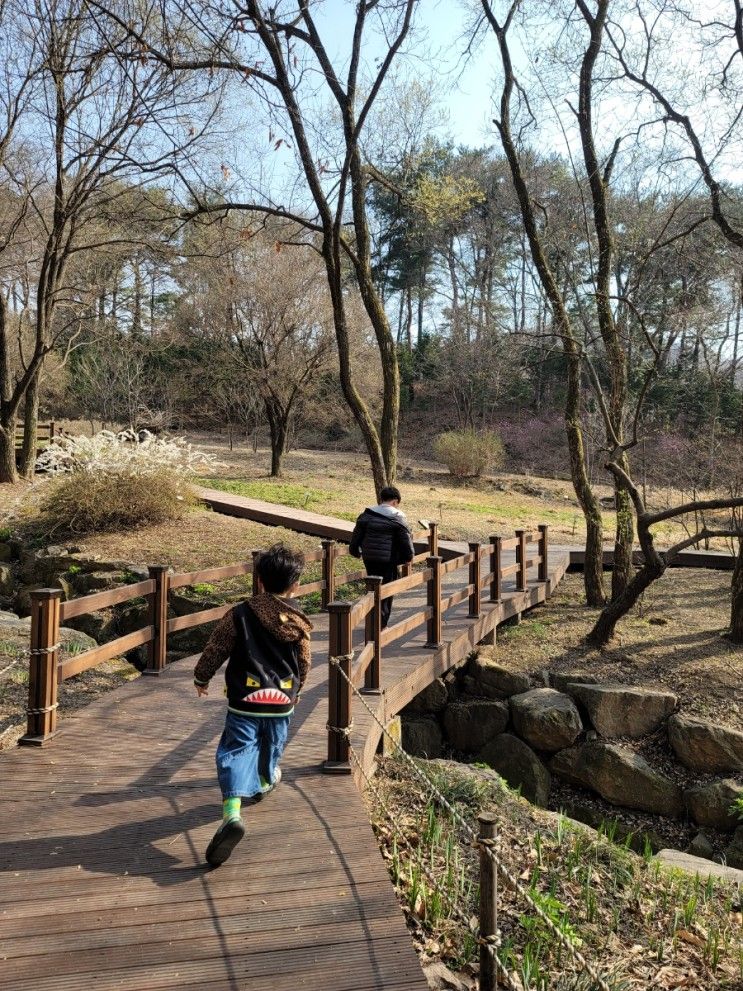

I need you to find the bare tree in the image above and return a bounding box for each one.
[90,0,422,496]
[0,0,216,482]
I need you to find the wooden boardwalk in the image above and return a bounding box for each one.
[0,499,569,991]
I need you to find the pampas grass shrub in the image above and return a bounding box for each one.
[34,431,209,536]
[432,429,504,480]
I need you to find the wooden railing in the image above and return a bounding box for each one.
[14,421,55,450]
[323,525,549,771]
[19,524,438,745]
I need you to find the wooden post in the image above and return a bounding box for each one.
[425,555,442,648]
[48,420,56,442]
[145,565,169,675]
[323,601,353,774]
[363,576,382,694]
[538,524,549,582]
[515,529,527,592]
[321,540,336,609]
[490,535,502,603]
[468,542,481,618]
[251,550,262,594]
[19,589,62,746]
[428,522,439,557]
[478,812,499,991]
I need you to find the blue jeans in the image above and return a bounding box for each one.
[216,711,291,800]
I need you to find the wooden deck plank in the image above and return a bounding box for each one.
[0,498,569,991]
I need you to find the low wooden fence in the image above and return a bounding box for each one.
[19,524,436,745]
[322,526,549,770]
[14,421,56,449]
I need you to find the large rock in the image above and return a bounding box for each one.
[510,688,582,752]
[724,826,743,869]
[0,564,15,596]
[571,683,677,738]
[442,699,508,753]
[422,961,473,991]
[551,742,684,817]
[0,542,13,562]
[549,672,597,693]
[405,677,449,714]
[469,651,531,699]
[668,714,743,773]
[401,717,443,759]
[687,832,715,861]
[685,779,743,832]
[478,733,551,806]
[656,849,743,884]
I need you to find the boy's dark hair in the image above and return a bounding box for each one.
[256,543,305,594]
[379,485,401,503]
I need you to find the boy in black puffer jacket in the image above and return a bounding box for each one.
[194,543,312,866]
[349,486,415,629]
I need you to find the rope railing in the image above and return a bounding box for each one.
[327,652,612,991]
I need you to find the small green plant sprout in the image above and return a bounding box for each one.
[0,525,11,541]
[66,563,82,575]
[191,582,217,597]
[730,796,743,822]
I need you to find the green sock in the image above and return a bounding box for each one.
[223,797,241,822]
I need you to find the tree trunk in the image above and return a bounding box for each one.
[611,458,635,601]
[20,375,39,478]
[587,555,665,646]
[265,400,288,479]
[566,355,606,605]
[0,423,17,484]
[731,538,743,644]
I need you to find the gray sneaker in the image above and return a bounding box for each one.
[205,817,245,867]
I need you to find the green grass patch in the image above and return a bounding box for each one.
[199,478,325,510]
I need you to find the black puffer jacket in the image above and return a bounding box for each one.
[349,507,415,565]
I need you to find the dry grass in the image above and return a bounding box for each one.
[493,569,742,726]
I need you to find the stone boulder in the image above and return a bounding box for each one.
[401,717,443,759]
[0,564,15,596]
[469,651,531,699]
[405,677,449,714]
[724,826,743,869]
[442,699,509,753]
[0,541,13,562]
[551,742,684,817]
[570,683,677,738]
[656,849,743,883]
[510,688,582,752]
[668,714,743,773]
[685,779,743,832]
[687,833,715,861]
[478,733,551,806]
[549,672,597,693]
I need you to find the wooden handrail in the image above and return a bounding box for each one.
[59,627,154,681]
[169,560,253,590]
[379,567,431,600]
[60,579,155,620]
[441,585,474,612]
[349,591,375,628]
[380,607,432,648]
[296,578,325,597]
[166,603,232,634]
[500,537,519,551]
[441,551,475,575]
[352,641,376,689]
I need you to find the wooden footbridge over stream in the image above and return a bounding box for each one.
[0,489,569,991]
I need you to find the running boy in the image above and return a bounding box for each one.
[193,543,313,866]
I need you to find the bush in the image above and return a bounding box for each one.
[33,431,210,536]
[432,429,504,479]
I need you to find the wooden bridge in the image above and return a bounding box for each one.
[0,490,569,990]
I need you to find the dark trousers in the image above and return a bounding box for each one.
[362,560,399,629]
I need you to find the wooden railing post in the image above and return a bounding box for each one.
[538,524,549,582]
[515,529,527,592]
[490,535,502,602]
[363,576,382,694]
[321,540,336,609]
[428,522,439,557]
[145,565,169,675]
[323,601,353,774]
[251,549,263,594]
[48,420,56,442]
[19,589,62,746]
[478,812,499,991]
[468,542,481,618]
[425,555,442,648]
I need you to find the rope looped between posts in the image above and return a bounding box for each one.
[326,718,354,738]
[328,651,355,667]
[28,643,62,656]
[27,702,59,715]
